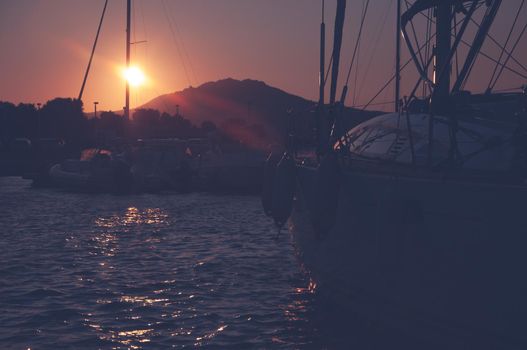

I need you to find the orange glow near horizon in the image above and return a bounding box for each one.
[0,2,526,112]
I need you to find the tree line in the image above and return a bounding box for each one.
[0,97,219,151]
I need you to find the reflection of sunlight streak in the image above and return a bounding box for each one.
[195,324,228,345]
[109,328,154,348]
[85,319,155,349]
[91,232,118,257]
[171,327,193,336]
[95,207,169,229]
[283,278,317,323]
[120,295,170,306]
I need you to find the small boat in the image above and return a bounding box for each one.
[49,148,132,193]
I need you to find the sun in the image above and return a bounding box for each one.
[124,66,145,87]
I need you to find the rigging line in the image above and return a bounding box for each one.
[362,34,437,111]
[413,3,524,75]
[490,18,527,90]
[139,0,148,40]
[352,33,361,106]
[462,3,510,91]
[132,0,137,44]
[492,86,524,92]
[166,1,198,85]
[465,40,527,80]
[78,0,109,101]
[139,0,149,78]
[351,100,395,108]
[357,0,393,102]
[324,52,334,86]
[468,15,527,74]
[413,7,527,82]
[488,0,525,90]
[343,0,369,87]
[404,0,426,69]
[161,0,192,86]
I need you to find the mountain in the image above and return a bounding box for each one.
[140,78,379,149]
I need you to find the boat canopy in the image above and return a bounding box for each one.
[335,113,515,171]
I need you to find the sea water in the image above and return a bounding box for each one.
[1,177,432,349]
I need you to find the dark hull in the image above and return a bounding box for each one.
[290,165,527,348]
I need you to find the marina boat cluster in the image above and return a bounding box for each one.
[24,138,265,194]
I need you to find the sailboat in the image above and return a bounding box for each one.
[48,0,139,192]
[265,0,527,346]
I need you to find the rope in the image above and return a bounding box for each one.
[404,0,426,69]
[468,16,527,75]
[351,100,395,108]
[490,14,527,90]
[78,0,108,101]
[324,52,334,87]
[343,0,370,89]
[414,7,527,83]
[356,0,393,103]
[487,0,525,91]
[165,1,199,85]
[361,32,438,111]
[352,34,361,106]
[161,0,192,86]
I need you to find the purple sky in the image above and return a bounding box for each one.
[0,0,525,112]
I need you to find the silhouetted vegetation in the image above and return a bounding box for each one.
[0,98,221,151]
[0,98,232,176]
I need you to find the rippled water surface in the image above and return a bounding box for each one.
[1,177,350,349]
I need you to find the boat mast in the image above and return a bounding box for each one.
[316,0,326,156]
[329,0,346,105]
[395,0,401,112]
[431,2,451,114]
[319,0,326,108]
[125,0,131,121]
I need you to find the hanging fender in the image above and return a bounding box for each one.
[261,152,280,217]
[271,152,297,228]
[312,153,341,238]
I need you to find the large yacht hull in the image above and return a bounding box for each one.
[290,165,527,348]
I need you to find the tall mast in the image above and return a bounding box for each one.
[316,0,326,155]
[125,0,131,120]
[431,3,451,113]
[329,0,346,105]
[319,0,326,107]
[395,0,401,112]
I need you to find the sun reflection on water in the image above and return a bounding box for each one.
[119,295,170,306]
[194,324,228,346]
[107,327,154,349]
[94,207,169,229]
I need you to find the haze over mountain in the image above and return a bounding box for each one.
[140,78,378,149]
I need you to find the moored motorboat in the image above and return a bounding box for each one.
[49,148,132,193]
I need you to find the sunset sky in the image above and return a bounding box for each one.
[0,0,525,113]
